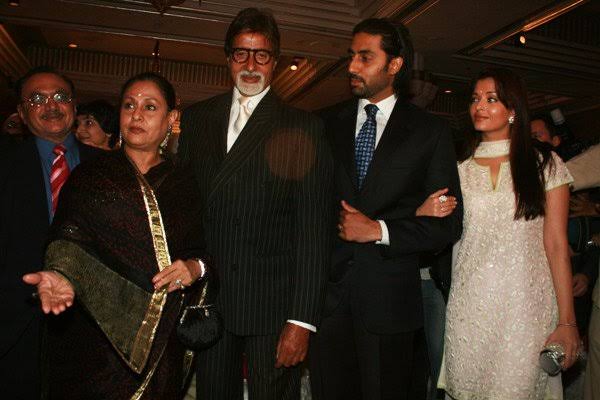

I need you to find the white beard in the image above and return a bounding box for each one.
[235,71,266,96]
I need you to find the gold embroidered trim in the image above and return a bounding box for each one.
[129,170,172,398]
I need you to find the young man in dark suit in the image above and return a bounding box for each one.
[178,8,333,400]
[309,19,463,400]
[0,66,100,399]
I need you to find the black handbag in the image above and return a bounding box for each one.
[177,277,223,350]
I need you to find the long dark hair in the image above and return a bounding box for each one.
[462,68,552,220]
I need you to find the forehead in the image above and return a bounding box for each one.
[22,73,71,95]
[233,31,271,49]
[350,32,384,53]
[123,80,163,100]
[473,77,497,93]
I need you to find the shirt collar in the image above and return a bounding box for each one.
[358,94,397,119]
[232,86,271,112]
[35,133,78,160]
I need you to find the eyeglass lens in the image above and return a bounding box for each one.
[26,91,72,106]
[231,48,272,65]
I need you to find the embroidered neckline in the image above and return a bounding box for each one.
[474,139,510,158]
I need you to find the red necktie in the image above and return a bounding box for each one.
[50,144,70,213]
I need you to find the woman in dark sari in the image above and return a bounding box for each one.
[24,72,206,399]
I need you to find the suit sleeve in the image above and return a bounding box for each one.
[289,115,334,326]
[382,121,463,256]
[178,106,196,166]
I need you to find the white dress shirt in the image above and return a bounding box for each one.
[354,94,398,246]
[226,86,317,332]
[227,87,270,152]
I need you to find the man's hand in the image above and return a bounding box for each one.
[572,273,590,297]
[338,200,382,243]
[23,271,75,315]
[275,323,310,368]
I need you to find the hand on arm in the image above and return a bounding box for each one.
[338,200,382,243]
[275,322,310,368]
[543,185,581,369]
[152,258,203,292]
[22,271,75,315]
[416,188,457,217]
[572,273,589,297]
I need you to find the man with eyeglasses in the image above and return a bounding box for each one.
[0,66,100,399]
[179,7,333,400]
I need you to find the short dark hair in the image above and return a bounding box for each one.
[119,72,177,111]
[224,8,281,59]
[352,18,414,95]
[530,114,559,138]
[15,65,75,100]
[77,100,119,148]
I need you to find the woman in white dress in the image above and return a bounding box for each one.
[433,68,579,400]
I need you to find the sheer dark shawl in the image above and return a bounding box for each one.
[43,150,206,399]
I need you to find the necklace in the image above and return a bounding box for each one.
[474,139,510,158]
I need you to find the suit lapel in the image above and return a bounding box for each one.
[208,90,279,203]
[360,100,412,194]
[217,94,231,161]
[333,100,359,191]
[20,138,51,226]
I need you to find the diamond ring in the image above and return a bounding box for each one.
[175,279,184,289]
[439,195,448,204]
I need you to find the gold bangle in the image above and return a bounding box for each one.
[557,322,577,328]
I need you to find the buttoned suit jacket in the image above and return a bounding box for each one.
[179,90,333,335]
[0,136,100,390]
[321,98,463,334]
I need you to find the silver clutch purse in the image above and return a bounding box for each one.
[539,343,565,376]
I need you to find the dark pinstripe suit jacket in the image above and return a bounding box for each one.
[179,90,334,335]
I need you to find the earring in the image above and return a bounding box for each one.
[118,131,123,148]
[508,115,515,125]
[160,125,172,153]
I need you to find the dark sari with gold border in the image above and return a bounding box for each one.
[42,151,205,400]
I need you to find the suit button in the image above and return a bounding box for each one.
[231,264,239,271]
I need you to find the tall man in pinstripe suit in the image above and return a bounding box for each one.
[178,8,333,400]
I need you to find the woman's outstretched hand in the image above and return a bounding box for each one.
[23,271,75,315]
[416,188,457,217]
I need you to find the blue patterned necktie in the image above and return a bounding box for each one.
[355,104,378,189]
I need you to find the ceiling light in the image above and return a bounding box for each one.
[8,0,20,6]
[68,43,78,49]
[444,89,452,94]
[290,59,299,71]
[518,33,526,46]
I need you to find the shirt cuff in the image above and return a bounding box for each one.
[375,220,390,245]
[191,258,206,278]
[287,319,317,333]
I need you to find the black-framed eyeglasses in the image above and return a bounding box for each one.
[230,48,273,65]
[22,91,73,108]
